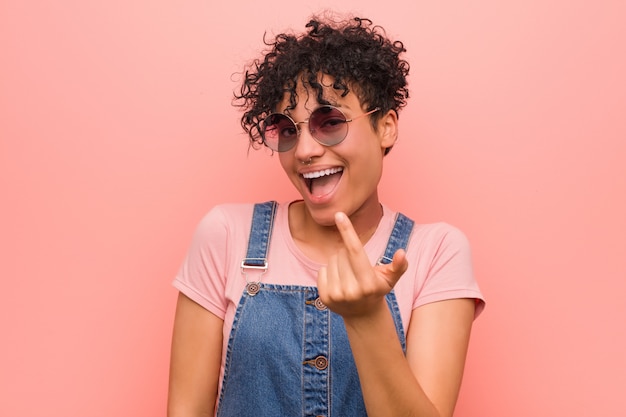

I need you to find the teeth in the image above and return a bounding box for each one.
[302,167,343,179]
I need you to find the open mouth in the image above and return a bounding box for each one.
[302,167,344,197]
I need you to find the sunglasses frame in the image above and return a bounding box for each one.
[261,105,381,152]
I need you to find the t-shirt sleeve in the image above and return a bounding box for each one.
[173,206,232,319]
[413,224,485,317]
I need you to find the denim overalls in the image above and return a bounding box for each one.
[216,201,414,417]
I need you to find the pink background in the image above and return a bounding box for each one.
[2,1,625,415]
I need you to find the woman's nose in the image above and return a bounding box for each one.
[292,121,324,160]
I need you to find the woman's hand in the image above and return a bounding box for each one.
[317,211,409,318]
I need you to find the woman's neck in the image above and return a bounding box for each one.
[288,199,383,263]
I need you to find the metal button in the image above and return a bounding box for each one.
[314,297,327,311]
[303,355,329,370]
[246,282,260,296]
[314,356,328,370]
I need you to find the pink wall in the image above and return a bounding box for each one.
[2,1,625,415]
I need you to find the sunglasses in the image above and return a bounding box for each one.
[260,105,381,152]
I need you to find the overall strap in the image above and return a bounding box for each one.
[242,201,278,270]
[241,201,277,296]
[379,212,414,353]
[378,212,414,265]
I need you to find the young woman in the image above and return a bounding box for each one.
[168,15,484,417]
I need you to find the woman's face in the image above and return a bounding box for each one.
[276,80,397,227]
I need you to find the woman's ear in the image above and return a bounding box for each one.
[378,109,399,150]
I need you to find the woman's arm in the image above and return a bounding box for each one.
[168,292,223,417]
[318,212,476,417]
[344,297,475,417]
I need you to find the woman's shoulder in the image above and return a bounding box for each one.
[406,222,471,263]
[412,221,468,242]
[189,202,256,244]
[383,206,469,248]
[380,213,469,263]
[198,201,274,226]
[203,201,256,219]
[194,200,289,238]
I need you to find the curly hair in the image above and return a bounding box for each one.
[234,15,410,153]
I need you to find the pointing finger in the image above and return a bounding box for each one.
[334,212,364,254]
[334,212,375,278]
